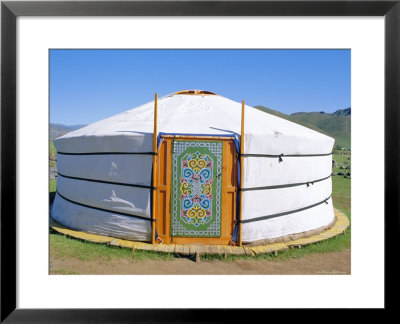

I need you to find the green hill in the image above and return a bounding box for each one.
[254,106,351,149]
[50,123,86,141]
[49,123,87,161]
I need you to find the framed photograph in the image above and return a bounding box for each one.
[1,0,398,321]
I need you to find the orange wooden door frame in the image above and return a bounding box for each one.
[155,135,237,245]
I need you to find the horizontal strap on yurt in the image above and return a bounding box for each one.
[57,172,156,190]
[57,151,157,156]
[240,195,331,224]
[239,174,331,192]
[240,152,332,161]
[56,190,154,222]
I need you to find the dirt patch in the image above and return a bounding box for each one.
[50,249,350,275]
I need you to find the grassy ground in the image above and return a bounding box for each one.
[333,154,350,164]
[50,141,56,155]
[49,155,351,262]
[50,230,174,262]
[333,136,351,150]
[49,141,57,167]
[50,179,57,193]
[332,176,351,216]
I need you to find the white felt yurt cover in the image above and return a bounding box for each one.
[52,91,335,243]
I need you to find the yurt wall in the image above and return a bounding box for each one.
[52,91,335,245]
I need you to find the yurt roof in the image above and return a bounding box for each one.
[54,91,334,155]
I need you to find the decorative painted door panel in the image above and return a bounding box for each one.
[171,140,222,237]
[155,136,237,245]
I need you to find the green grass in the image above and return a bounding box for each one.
[333,153,350,164]
[333,136,351,149]
[332,153,351,181]
[49,179,57,206]
[332,176,351,217]
[50,179,57,193]
[50,232,174,261]
[50,141,57,167]
[50,141,57,158]
[202,232,350,262]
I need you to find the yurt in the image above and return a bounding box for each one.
[51,90,335,246]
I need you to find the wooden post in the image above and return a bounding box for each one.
[151,93,158,244]
[239,100,245,246]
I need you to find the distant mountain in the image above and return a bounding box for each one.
[254,106,351,149]
[50,123,86,141]
[332,107,351,116]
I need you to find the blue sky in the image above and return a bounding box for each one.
[50,49,350,125]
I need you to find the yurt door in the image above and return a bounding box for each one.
[155,136,237,245]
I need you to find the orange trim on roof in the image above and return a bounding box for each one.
[174,90,217,96]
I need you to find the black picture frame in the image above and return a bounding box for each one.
[1,0,398,321]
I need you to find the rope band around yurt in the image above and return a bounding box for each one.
[57,172,157,190]
[240,152,332,162]
[240,195,331,224]
[57,151,157,156]
[56,190,154,222]
[239,174,332,192]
